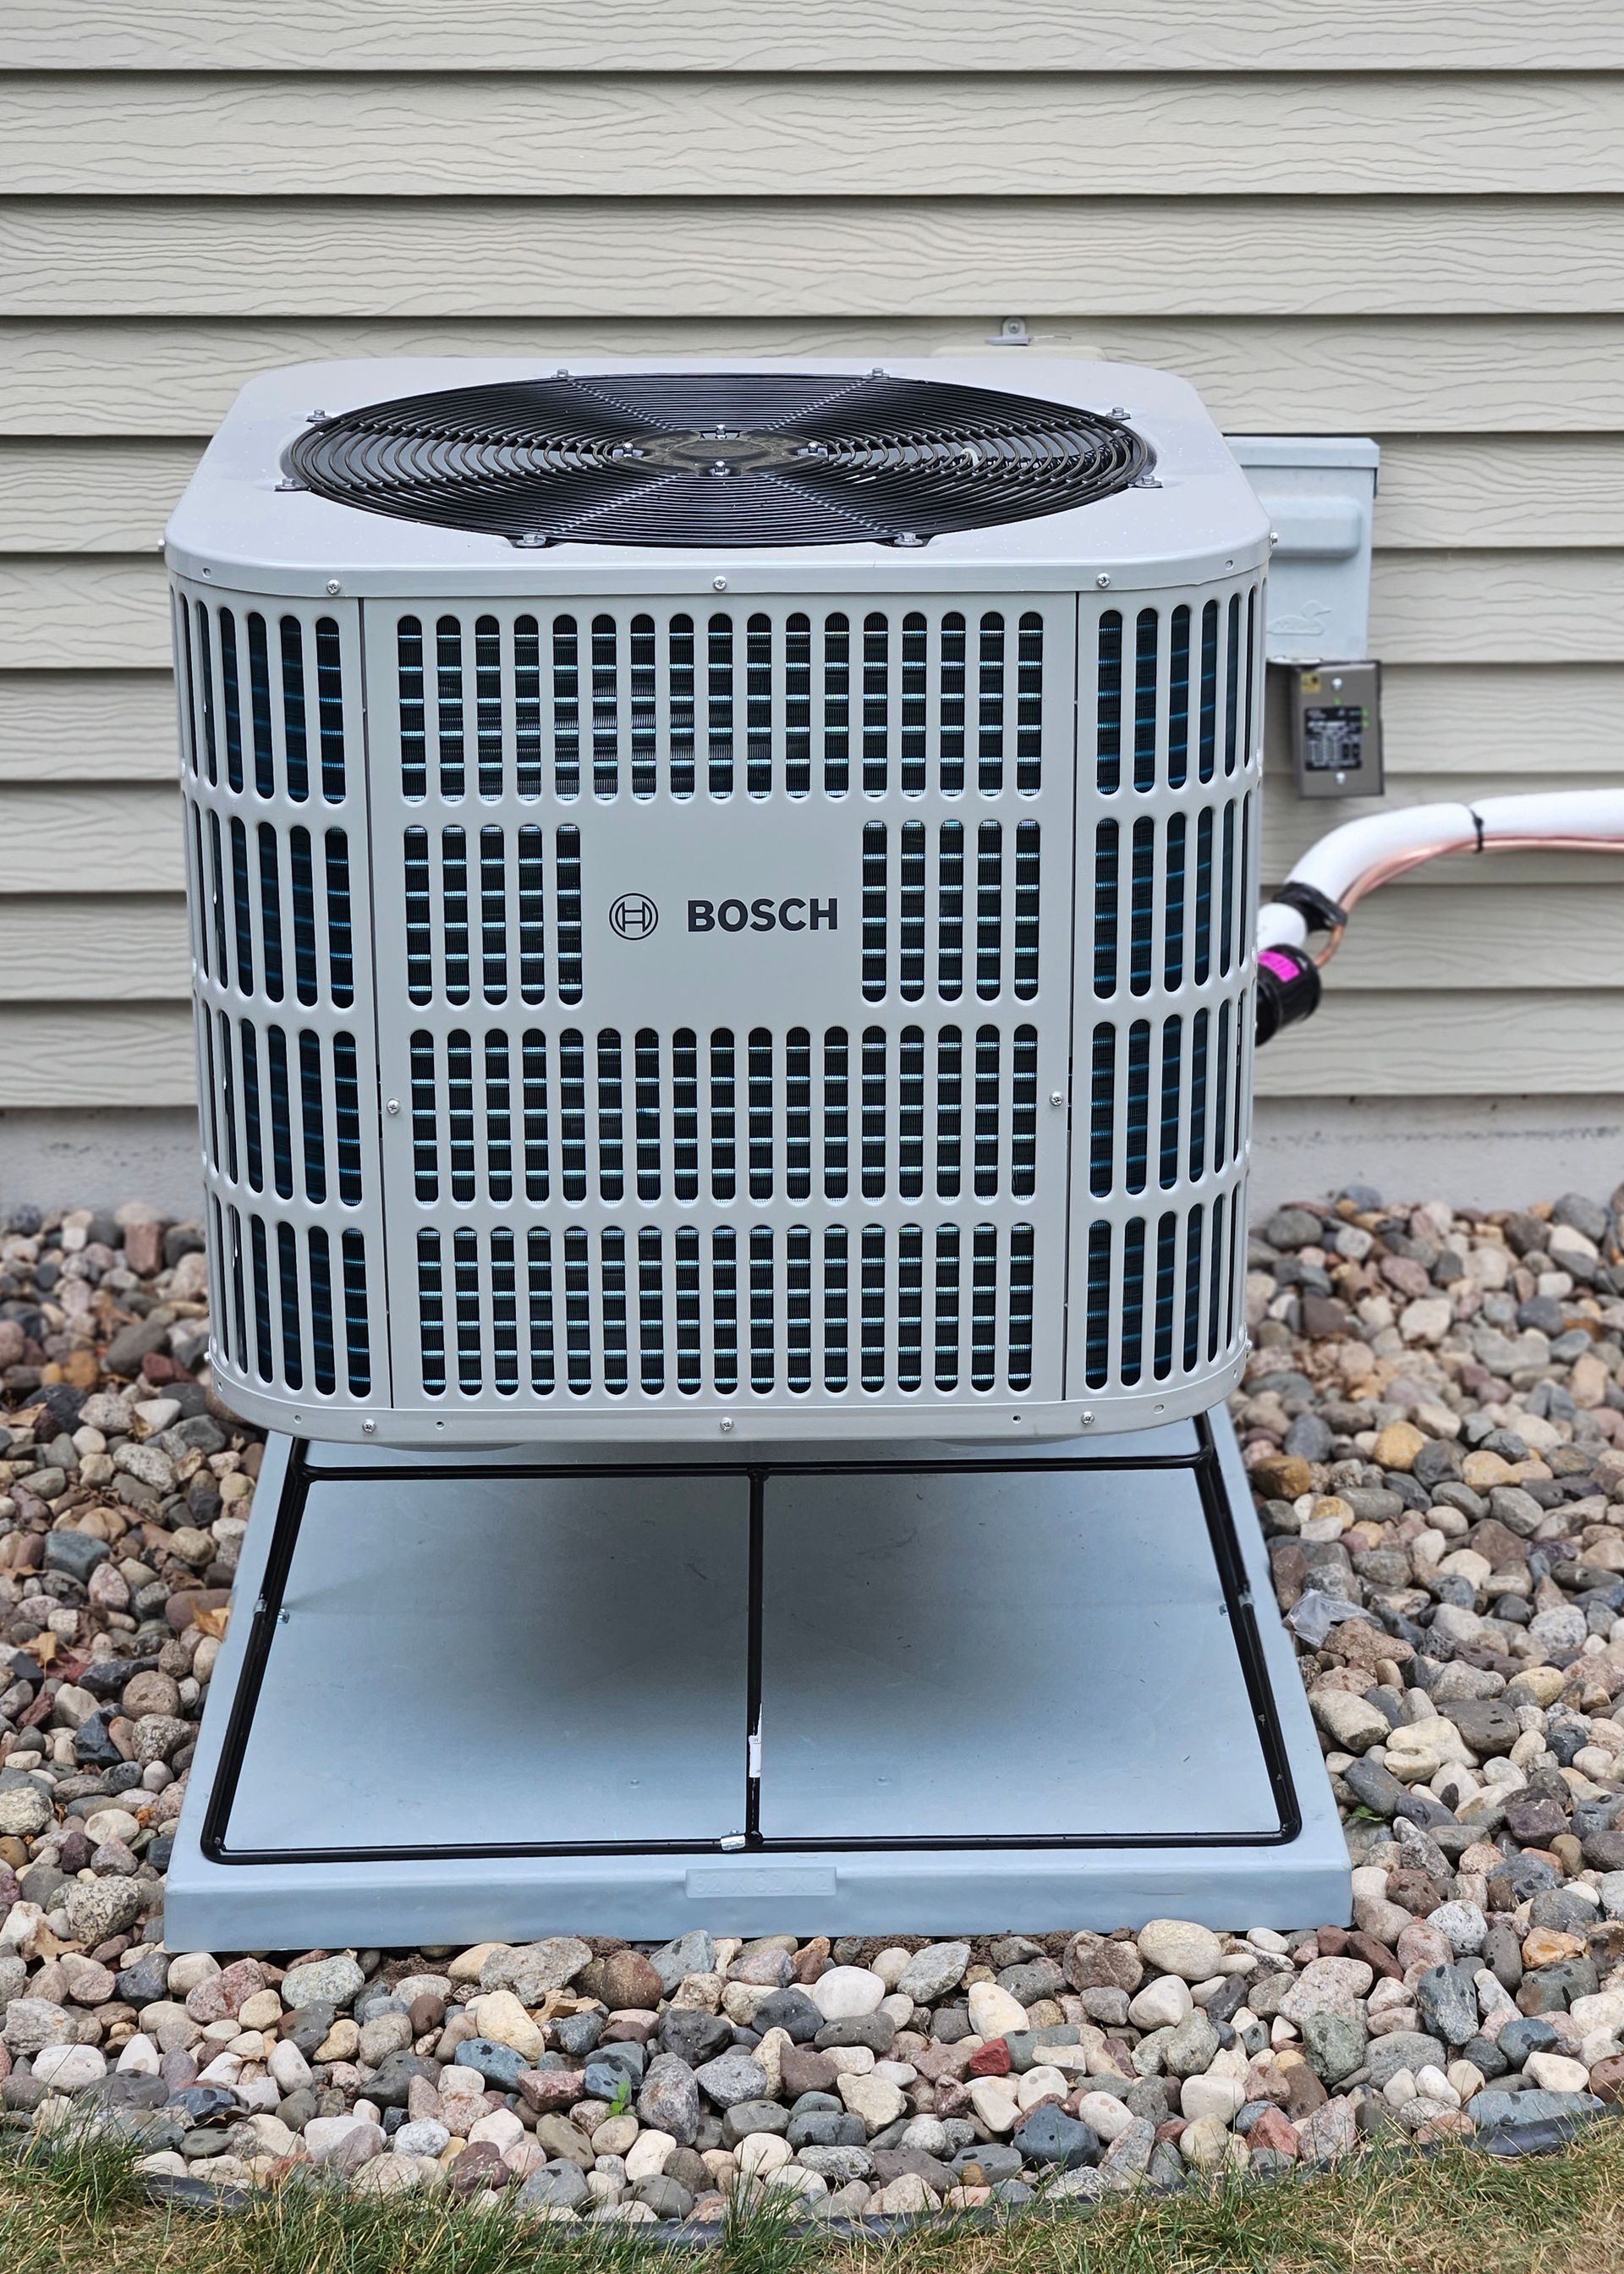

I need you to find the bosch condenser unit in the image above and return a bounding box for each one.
[167,360,1268,1445]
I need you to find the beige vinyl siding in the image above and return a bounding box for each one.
[1,30,1621,1113]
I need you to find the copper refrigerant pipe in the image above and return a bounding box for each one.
[1254,789,1624,1043]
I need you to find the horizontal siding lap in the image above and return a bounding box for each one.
[6,74,1624,198]
[10,3,1624,71]
[7,198,1624,316]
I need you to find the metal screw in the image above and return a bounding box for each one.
[278,1610,290,1626]
[1049,1090,1064,1107]
[1110,406,1129,418]
[554,368,570,379]
[361,1420,376,1436]
[1270,530,1281,547]
[1082,1410,1095,1426]
[892,531,925,548]
[713,576,727,591]
[326,578,341,596]
[870,367,887,379]
[386,1098,400,1115]
[1095,574,1111,589]
[719,1418,734,1434]
[276,478,304,493]
[306,409,327,424]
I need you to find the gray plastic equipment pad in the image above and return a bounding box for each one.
[165,1410,1348,1945]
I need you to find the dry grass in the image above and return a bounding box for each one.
[5,2123,1624,2274]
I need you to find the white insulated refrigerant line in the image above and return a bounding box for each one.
[1254,788,1624,1043]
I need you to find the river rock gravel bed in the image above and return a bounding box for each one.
[4,1187,1624,2219]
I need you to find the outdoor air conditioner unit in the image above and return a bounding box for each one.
[166,359,1270,1447]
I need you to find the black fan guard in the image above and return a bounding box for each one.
[284,371,1155,549]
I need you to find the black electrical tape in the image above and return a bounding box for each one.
[1255,941,1322,1046]
[1272,879,1348,936]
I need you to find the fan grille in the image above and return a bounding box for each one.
[286,371,1153,548]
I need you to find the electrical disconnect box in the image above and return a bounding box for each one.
[1281,659,1383,801]
[1229,437,1383,800]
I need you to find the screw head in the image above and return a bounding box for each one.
[361,1420,376,1436]
[713,575,727,591]
[1049,1090,1064,1107]
[386,1098,400,1114]
[719,1418,734,1433]
[325,578,341,596]
[1081,1410,1095,1425]
[1095,574,1111,589]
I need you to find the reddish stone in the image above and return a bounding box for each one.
[968,2038,1012,2077]
[933,2079,970,2120]
[1316,1926,1349,1957]
[781,2045,839,2097]
[185,1956,266,2024]
[124,1222,166,1277]
[141,1352,180,1384]
[1155,2118,1187,2145]
[447,2141,507,2196]
[1386,1870,1451,1917]
[1248,2105,1300,2160]
[1588,2055,1624,2105]
[515,2068,584,2112]
[792,1938,831,1986]
[1345,1931,1405,1982]
[1281,2063,1328,2120]
[408,1992,445,2037]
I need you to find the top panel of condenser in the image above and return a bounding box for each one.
[166,357,1270,601]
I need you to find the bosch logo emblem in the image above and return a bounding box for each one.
[609,893,659,941]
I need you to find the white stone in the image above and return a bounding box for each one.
[1526,2051,1592,2095]
[1016,2065,1070,2110]
[1180,2073,1246,2124]
[304,2113,379,2165]
[823,2044,875,2076]
[808,1965,886,2022]
[1136,1920,1226,1981]
[116,2034,161,2077]
[966,1980,1029,2040]
[32,2045,107,2092]
[267,2039,312,2093]
[964,2076,1020,2134]
[1127,1975,1193,2031]
[838,2071,907,2132]
[735,2133,792,2179]
[469,1989,546,2062]
[1413,2064,1462,2109]
[623,2130,676,2183]
[1382,2070,1418,2107]
[870,1947,913,1990]
[1074,2091,1138,2143]
[167,1952,221,1995]
[469,2109,524,2150]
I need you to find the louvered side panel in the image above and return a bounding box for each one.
[173,575,387,1419]
[1068,574,1263,1414]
